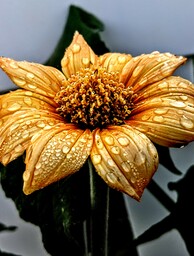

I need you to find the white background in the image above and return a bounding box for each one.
[0,0,194,255]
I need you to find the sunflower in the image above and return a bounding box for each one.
[0,32,194,200]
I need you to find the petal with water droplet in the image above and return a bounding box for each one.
[99,53,132,73]
[23,125,92,195]
[0,89,57,119]
[120,52,186,92]
[0,110,64,165]
[90,126,158,200]
[61,31,98,78]
[0,57,66,97]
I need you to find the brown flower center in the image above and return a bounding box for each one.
[54,67,134,129]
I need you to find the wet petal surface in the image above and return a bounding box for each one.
[61,32,98,78]
[0,57,65,97]
[99,52,132,73]
[23,125,93,195]
[0,110,64,165]
[120,52,186,92]
[91,125,158,200]
[127,77,194,146]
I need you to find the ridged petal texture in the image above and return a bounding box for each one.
[61,31,98,78]
[0,57,66,97]
[91,125,158,200]
[127,76,194,146]
[23,125,93,195]
[0,31,194,200]
[120,51,186,92]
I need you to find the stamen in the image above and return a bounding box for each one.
[54,67,134,129]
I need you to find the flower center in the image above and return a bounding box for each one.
[54,67,134,129]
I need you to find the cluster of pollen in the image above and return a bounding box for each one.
[54,67,134,129]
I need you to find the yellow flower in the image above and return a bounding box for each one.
[0,32,194,200]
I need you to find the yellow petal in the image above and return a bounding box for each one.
[0,57,66,97]
[120,52,186,92]
[134,76,194,103]
[127,77,194,146]
[0,110,64,165]
[99,53,132,73]
[23,125,93,195]
[0,89,57,119]
[61,31,98,78]
[90,126,158,200]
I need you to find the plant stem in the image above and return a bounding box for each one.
[87,159,110,256]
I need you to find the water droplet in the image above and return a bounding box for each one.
[26,72,35,79]
[107,158,115,167]
[179,95,188,101]
[66,153,72,159]
[153,115,164,123]
[62,145,70,154]
[135,151,146,166]
[170,100,186,108]
[141,114,150,121]
[92,154,102,164]
[82,58,89,65]
[22,130,30,139]
[25,91,33,96]
[117,137,129,146]
[106,172,118,184]
[7,103,21,111]
[180,116,194,129]
[121,161,130,172]
[12,77,26,86]
[27,84,37,90]
[24,97,32,105]
[179,82,187,88]
[118,56,126,64]
[35,162,42,169]
[111,146,120,154]
[43,125,52,130]
[36,121,46,128]
[154,108,168,115]
[147,142,158,160]
[104,135,114,145]
[9,61,18,69]
[96,136,103,149]
[72,43,81,53]
[158,81,168,89]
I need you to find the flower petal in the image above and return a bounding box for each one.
[0,57,66,97]
[61,31,98,78]
[120,52,186,92]
[90,126,158,200]
[0,110,64,165]
[99,53,132,73]
[127,77,194,146]
[0,89,57,119]
[23,125,93,195]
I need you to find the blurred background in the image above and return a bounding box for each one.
[0,0,194,255]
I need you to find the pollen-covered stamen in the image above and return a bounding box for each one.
[54,67,134,128]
